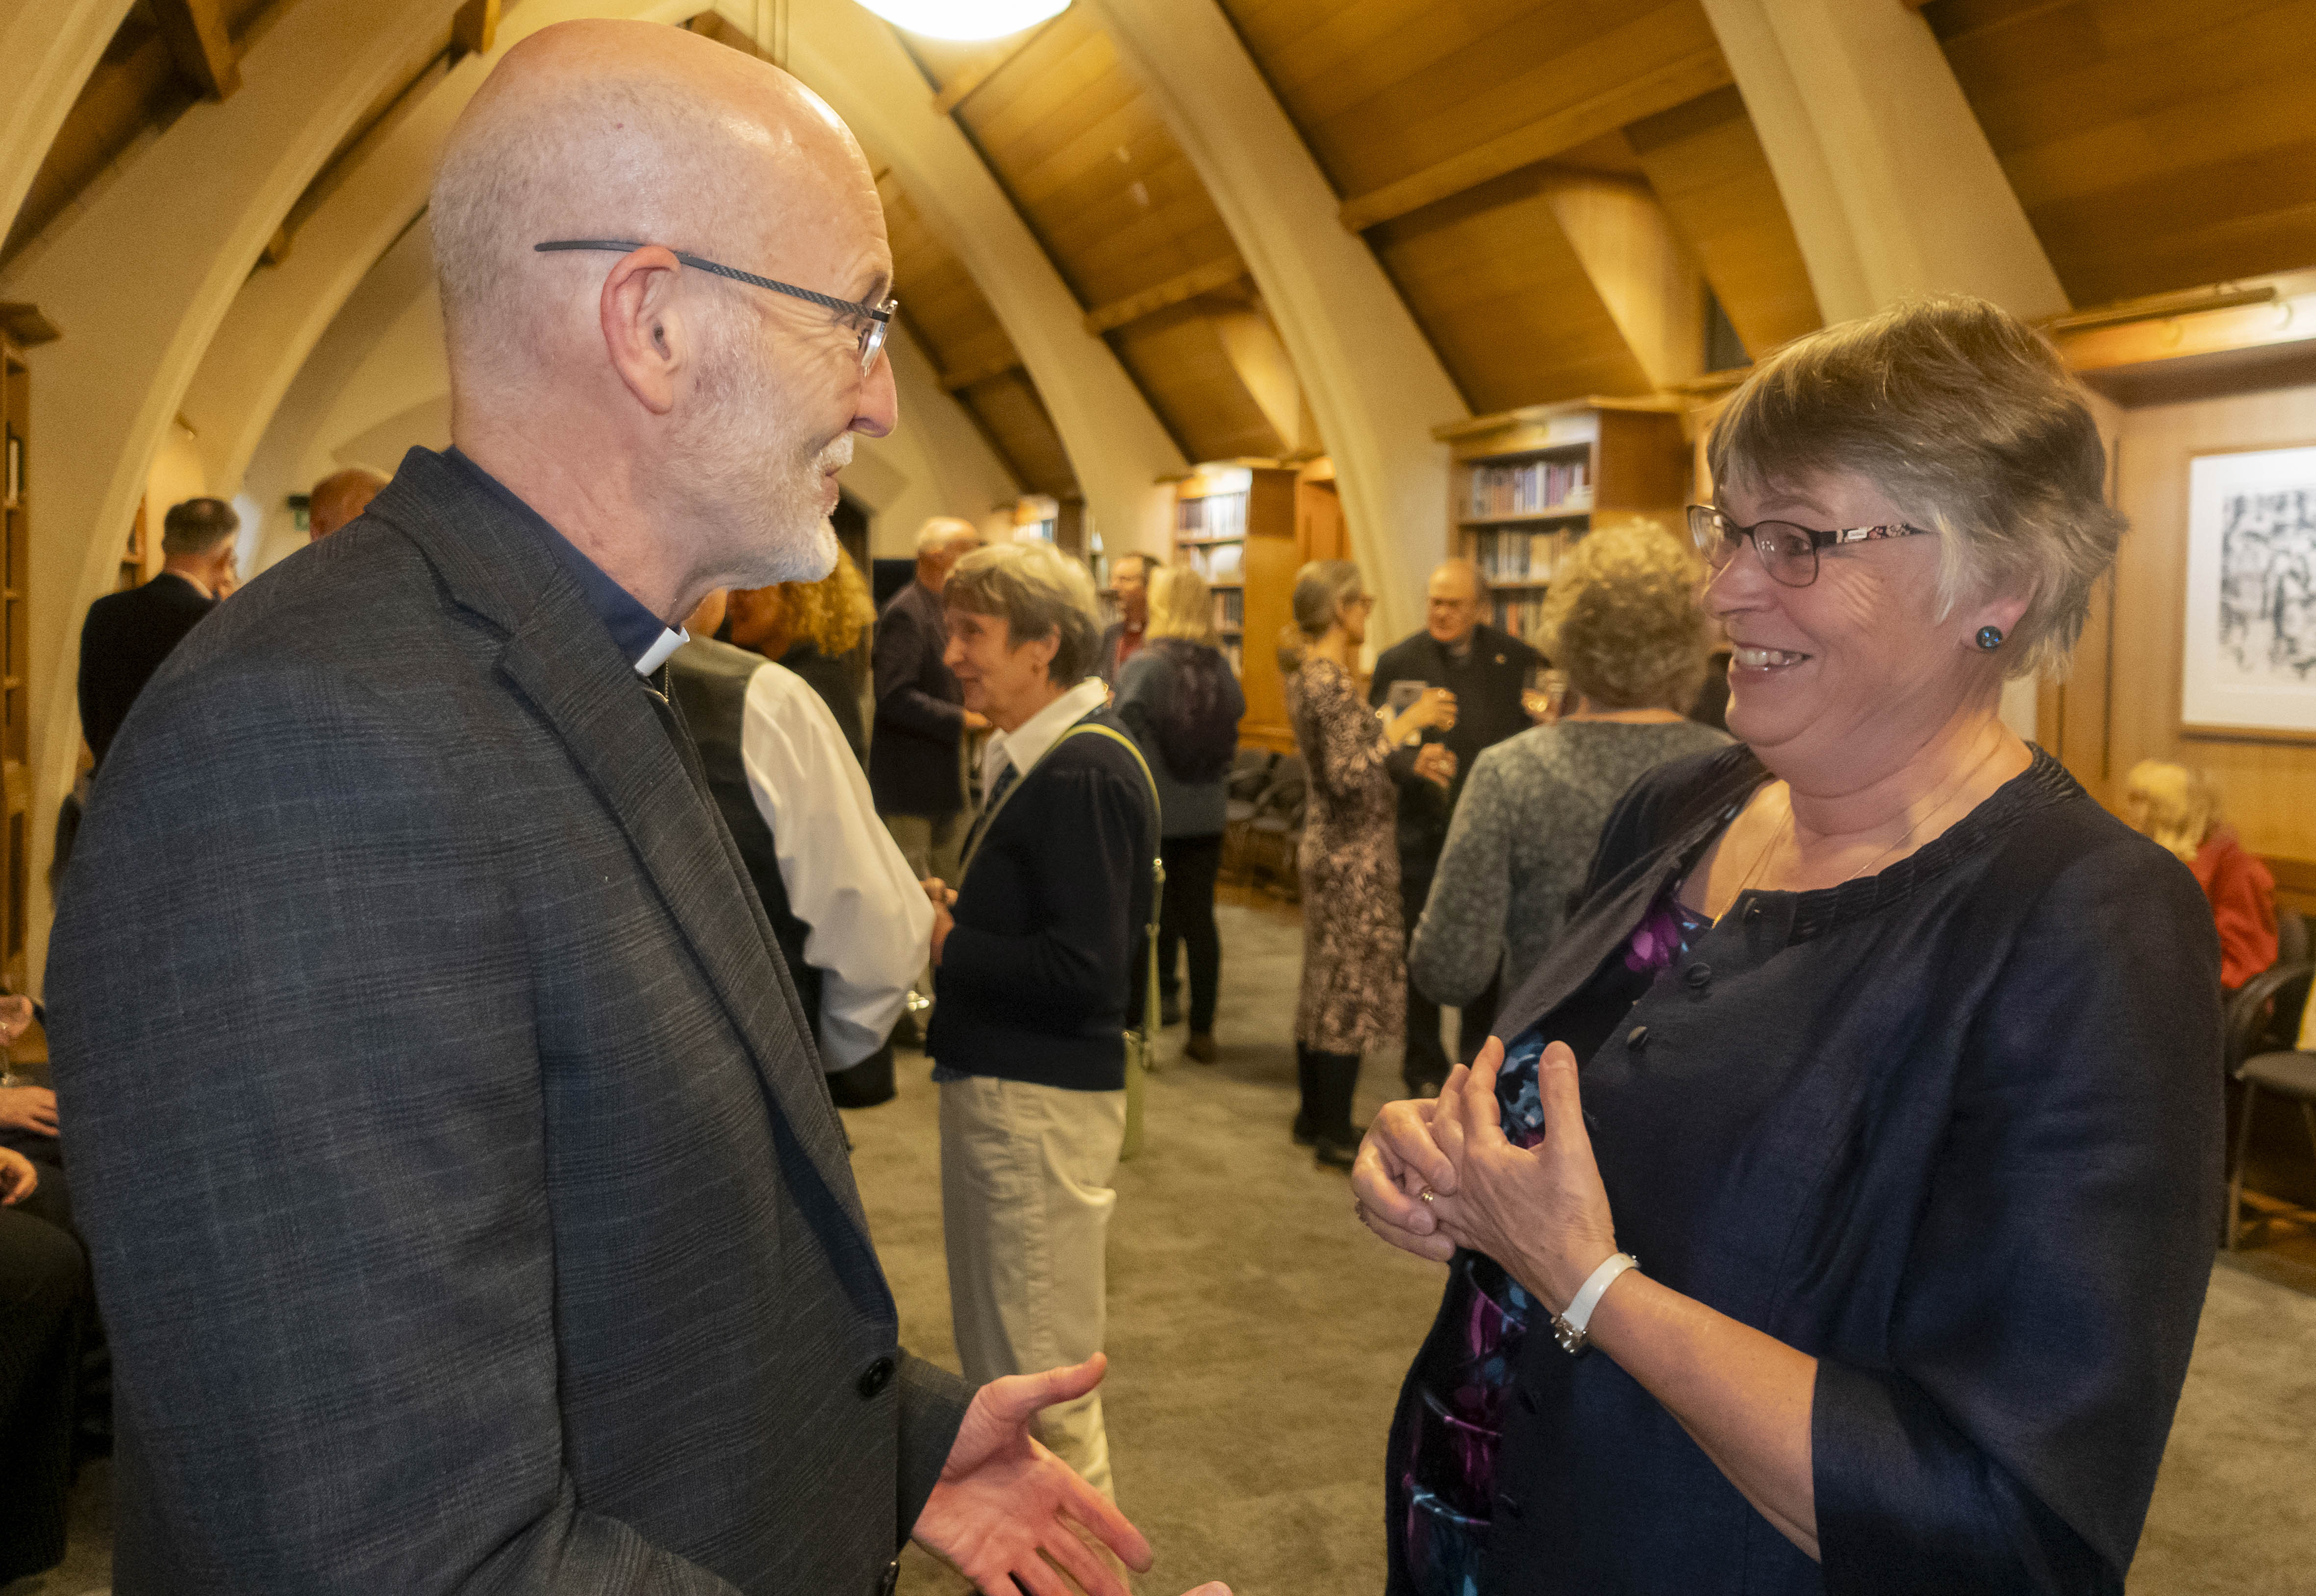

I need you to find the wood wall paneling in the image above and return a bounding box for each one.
[2063,380,2316,863]
[1625,84,1823,360]
[1371,165,1656,415]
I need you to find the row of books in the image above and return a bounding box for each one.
[1176,491,1248,540]
[1471,529,1573,584]
[1490,591,1549,640]
[1183,540,1244,582]
[1210,588,1244,631]
[1467,458,1590,519]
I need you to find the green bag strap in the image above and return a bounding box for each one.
[957,716,1166,1032]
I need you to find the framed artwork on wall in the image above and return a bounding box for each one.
[2183,442,2316,740]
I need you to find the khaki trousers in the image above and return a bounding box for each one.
[881,810,966,888]
[939,1074,1127,1500]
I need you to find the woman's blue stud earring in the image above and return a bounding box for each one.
[1976,625,2005,651]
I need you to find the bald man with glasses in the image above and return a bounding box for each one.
[50,22,1223,1596]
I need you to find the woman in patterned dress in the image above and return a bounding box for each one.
[1281,560,1457,1168]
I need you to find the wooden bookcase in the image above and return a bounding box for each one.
[1174,464,1300,754]
[0,332,32,993]
[1432,398,1691,645]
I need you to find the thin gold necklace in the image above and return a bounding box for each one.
[1738,728,2006,901]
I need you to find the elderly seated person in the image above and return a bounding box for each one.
[1355,297,2222,1595]
[1411,523,1731,1013]
[2124,759,2276,990]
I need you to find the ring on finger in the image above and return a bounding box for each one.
[1419,1188,1436,1205]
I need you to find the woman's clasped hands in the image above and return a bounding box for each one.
[1351,1038,1622,1316]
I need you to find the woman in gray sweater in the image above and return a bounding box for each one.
[1411,522,1730,1009]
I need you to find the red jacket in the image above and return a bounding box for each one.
[2190,828,2277,989]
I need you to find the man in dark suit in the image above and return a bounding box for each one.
[48,23,1218,1596]
[1369,558,1542,1095]
[75,496,238,770]
[1093,550,1151,686]
[871,517,985,887]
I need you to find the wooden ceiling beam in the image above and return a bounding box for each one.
[1082,252,1246,336]
[452,0,501,60]
[150,0,240,101]
[930,12,1066,117]
[1336,47,1732,234]
[939,351,1027,393]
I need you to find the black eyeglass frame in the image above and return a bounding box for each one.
[1686,503,1934,589]
[534,239,895,375]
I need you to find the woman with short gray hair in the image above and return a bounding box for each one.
[924,539,1160,1501]
[1410,522,1732,1012]
[1357,297,2222,1594]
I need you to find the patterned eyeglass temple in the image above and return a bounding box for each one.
[534,240,896,374]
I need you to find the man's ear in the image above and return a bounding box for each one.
[599,246,689,416]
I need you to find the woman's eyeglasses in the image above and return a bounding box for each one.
[1686,504,1933,589]
[534,240,895,376]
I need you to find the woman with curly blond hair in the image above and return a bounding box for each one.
[725,547,880,759]
[1410,521,1731,1010]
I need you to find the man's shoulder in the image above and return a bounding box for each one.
[881,580,933,623]
[1372,631,1430,674]
[1472,624,1539,669]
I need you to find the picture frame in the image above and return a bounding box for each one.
[2181,442,2316,741]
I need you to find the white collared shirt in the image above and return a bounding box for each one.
[980,676,1110,804]
[738,661,933,1069]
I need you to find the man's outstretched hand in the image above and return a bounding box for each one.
[912,1354,1229,1596]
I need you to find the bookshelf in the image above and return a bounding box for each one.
[0,330,33,992]
[1433,398,1690,644]
[1174,464,1300,754]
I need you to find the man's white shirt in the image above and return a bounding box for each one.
[738,659,932,1070]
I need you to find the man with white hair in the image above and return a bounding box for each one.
[49,22,1222,1596]
[872,515,985,887]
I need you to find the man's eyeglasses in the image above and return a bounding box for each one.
[534,240,896,375]
[1686,504,1933,589]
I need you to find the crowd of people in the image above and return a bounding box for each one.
[0,18,2280,1596]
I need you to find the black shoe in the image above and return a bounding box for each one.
[1292,1112,1315,1147]
[1185,1031,1218,1064]
[1161,994,1183,1027]
[1314,1131,1361,1170]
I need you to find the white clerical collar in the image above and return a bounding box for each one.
[984,676,1109,798]
[634,627,688,676]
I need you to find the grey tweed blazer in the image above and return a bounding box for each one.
[47,447,970,1594]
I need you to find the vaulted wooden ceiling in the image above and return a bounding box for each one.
[1925,0,2316,309]
[7,0,2316,506]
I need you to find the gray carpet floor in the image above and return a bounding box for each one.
[7,895,2312,1595]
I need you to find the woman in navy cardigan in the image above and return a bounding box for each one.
[1353,298,2222,1595]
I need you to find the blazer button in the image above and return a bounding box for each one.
[857,1355,896,1400]
[1626,1024,1648,1049]
[1684,962,1712,990]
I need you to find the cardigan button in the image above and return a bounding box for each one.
[857,1355,896,1399]
[1626,1024,1648,1049]
[1684,962,1712,990]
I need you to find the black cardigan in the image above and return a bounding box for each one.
[927,707,1157,1092]
[1415,744,2223,1596]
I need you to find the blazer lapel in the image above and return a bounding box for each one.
[373,449,871,1244]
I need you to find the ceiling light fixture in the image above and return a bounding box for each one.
[854,0,1069,42]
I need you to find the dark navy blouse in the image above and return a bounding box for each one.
[1385,745,2224,1596]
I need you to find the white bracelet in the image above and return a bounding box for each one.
[1549,1252,1639,1356]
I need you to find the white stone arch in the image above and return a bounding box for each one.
[2,0,482,992]
[0,0,137,241]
